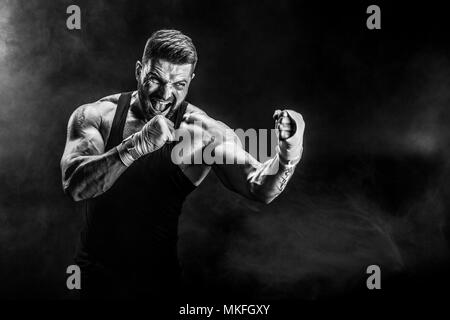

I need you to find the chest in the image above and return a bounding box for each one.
[122,112,145,140]
[104,107,210,187]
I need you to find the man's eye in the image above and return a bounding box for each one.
[174,83,186,90]
[146,78,160,85]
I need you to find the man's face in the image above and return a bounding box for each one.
[136,58,194,118]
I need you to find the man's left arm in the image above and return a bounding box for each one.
[184,109,305,204]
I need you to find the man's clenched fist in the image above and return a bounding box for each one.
[273,109,305,163]
[117,115,175,166]
[135,115,175,155]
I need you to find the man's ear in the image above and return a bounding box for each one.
[191,73,195,80]
[135,61,142,82]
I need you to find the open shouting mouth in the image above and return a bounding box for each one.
[150,98,174,113]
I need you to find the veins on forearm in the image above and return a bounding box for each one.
[63,149,124,200]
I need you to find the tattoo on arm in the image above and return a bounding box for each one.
[213,139,298,203]
[247,154,297,202]
[62,104,104,183]
[76,105,86,128]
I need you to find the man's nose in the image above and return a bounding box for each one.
[158,84,173,101]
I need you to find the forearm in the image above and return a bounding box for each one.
[63,147,127,201]
[248,152,300,204]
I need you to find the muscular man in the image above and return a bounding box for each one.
[60,29,305,299]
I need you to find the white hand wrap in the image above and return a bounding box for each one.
[116,115,173,167]
[277,110,304,167]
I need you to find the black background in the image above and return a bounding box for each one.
[0,0,449,302]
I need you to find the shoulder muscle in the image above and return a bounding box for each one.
[186,103,207,116]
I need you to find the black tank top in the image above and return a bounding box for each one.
[75,92,196,294]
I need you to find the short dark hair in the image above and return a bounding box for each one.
[142,29,198,70]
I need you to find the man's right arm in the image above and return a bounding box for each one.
[60,103,127,202]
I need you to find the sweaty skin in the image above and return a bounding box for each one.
[61,59,304,204]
